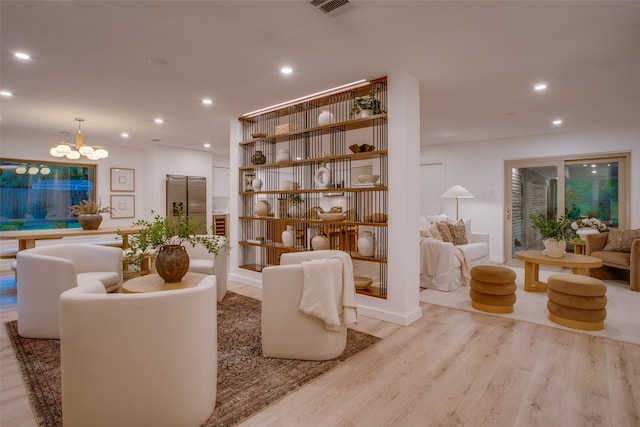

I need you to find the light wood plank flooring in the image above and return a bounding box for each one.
[1,281,639,427]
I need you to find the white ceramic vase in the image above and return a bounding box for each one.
[543,238,566,258]
[318,109,334,126]
[282,225,294,248]
[251,177,263,192]
[255,200,270,217]
[314,165,331,189]
[360,109,373,118]
[311,234,330,251]
[288,203,304,219]
[358,231,375,257]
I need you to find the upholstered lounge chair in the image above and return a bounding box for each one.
[185,236,228,301]
[585,230,639,292]
[261,250,355,360]
[16,244,123,338]
[60,275,217,427]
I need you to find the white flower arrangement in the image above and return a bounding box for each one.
[571,217,607,231]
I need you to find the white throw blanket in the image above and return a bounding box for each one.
[299,253,357,331]
[420,237,441,281]
[452,246,471,285]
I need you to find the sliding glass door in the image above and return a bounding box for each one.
[506,160,563,258]
[505,154,628,262]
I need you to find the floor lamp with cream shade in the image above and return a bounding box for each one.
[441,185,474,220]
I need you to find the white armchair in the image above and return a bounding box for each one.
[184,236,228,301]
[16,244,123,338]
[60,275,217,427]
[261,250,353,360]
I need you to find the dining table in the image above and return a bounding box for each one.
[0,225,143,251]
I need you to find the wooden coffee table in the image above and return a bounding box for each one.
[123,272,206,293]
[514,250,603,292]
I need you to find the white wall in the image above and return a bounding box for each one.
[420,123,640,263]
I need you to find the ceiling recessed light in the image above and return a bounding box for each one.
[121,133,129,138]
[203,143,211,148]
[14,52,31,60]
[591,170,597,174]
[0,91,12,97]
[281,67,293,74]
[552,119,563,126]
[202,98,213,105]
[154,118,164,124]
[534,83,548,92]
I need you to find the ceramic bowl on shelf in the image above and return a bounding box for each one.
[251,132,267,138]
[354,276,373,290]
[357,174,380,184]
[348,144,361,153]
[360,144,375,152]
[317,212,346,221]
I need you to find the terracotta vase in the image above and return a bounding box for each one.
[155,245,190,283]
[78,214,103,230]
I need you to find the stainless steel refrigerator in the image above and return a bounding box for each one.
[166,175,207,234]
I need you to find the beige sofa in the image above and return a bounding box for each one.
[584,230,639,292]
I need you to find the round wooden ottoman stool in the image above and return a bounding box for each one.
[547,273,607,331]
[469,265,517,314]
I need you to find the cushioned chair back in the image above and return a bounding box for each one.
[60,275,218,427]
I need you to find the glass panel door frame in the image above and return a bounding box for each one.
[504,152,630,262]
[504,158,564,261]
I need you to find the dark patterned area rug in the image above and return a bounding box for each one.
[5,291,380,426]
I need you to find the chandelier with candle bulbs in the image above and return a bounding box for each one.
[49,118,109,160]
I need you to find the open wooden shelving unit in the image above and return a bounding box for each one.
[237,77,389,298]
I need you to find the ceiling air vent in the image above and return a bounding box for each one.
[310,0,354,17]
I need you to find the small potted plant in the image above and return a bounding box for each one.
[351,90,383,118]
[69,199,112,230]
[121,207,229,283]
[529,213,569,258]
[287,193,304,218]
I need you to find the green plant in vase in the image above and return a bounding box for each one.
[529,213,569,258]
[69,199,112,230]
[351,90,383,117]
[120,207,229,282]
[287,193,304,218]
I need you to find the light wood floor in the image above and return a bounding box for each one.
[2,281,639,427]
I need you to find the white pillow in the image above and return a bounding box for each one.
[463,218,472,242]
[426,213,448,224]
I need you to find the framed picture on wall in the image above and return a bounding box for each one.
[110,195,135,218]
[110,168,135,192]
